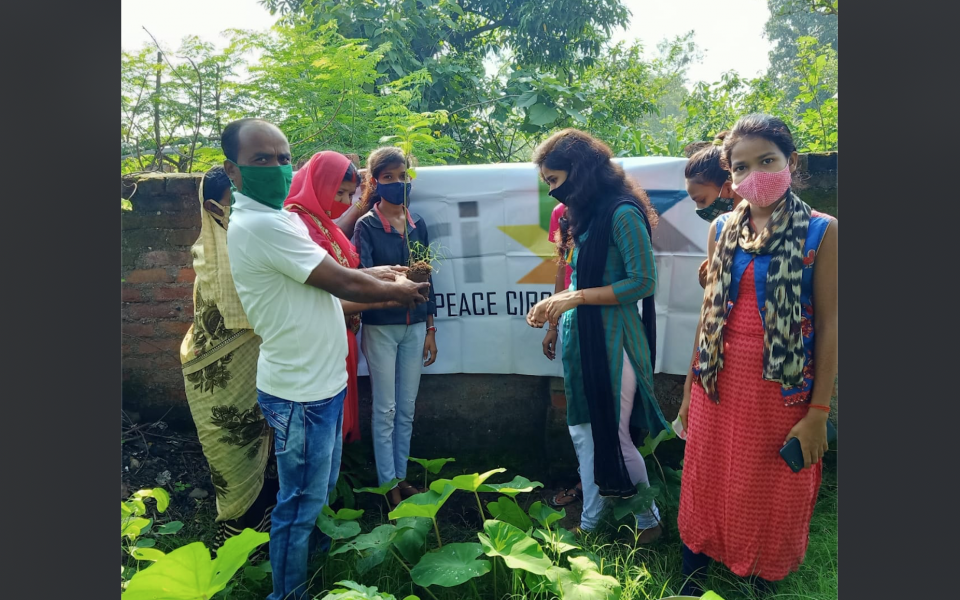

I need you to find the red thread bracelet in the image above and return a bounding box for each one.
[808,403,831,413]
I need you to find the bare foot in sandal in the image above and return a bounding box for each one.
[398,480,424,499]
[387,486,403,509]
[636,523,663,544]
[549,482,583,508]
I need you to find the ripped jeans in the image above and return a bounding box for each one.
[360,323,427,487]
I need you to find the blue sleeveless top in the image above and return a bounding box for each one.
[709,209,835,405]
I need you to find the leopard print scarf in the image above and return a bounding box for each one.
[697,191,811,402]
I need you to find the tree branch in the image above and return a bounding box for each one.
[122,74,150,145]
[449,95,520,115]
[450,18,514,48]
[180,55,204,172]
[143,27,202,103]
[290,89,349,147]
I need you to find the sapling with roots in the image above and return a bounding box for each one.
[405,240,446,301]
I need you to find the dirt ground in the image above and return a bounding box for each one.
[121,414,586,543]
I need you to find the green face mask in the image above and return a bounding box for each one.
[228,161,293,210]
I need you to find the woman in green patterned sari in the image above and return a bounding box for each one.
[179,166,278,548]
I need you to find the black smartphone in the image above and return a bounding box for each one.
[780,420,837,473]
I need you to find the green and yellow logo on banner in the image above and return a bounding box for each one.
[498,178,560,284]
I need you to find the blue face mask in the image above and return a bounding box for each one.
[376,181,412,205]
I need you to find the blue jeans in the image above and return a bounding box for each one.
[360,324,426,486]
[257,388,345,600]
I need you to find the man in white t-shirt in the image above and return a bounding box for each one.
[222,118,428,600]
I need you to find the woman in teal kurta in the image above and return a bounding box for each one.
[559,206,663,432]
[527,129,670,540]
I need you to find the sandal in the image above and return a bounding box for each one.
[387,489,403,511]
[398,481,424,499]
[548,484,583,508]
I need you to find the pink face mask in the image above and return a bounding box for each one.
[731,164,792,207]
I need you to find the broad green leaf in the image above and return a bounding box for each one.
[611,485,660,522]
[121,502,133,519]
[656,466,683,510]
[330,524,402,557]
[333,476,356,509]
[122,542,215,599]
[544,555,621,600]
[354,478,402,496]
[409,133,435,144]
[478,520,552,575]
[564,107,587,123]
[478,475,543,498]
[525,571,552,595]
[135,488,171,512]
[528,104,561,127]
[410,543,492,588]
[431,468,505,494]
[356,545,389,575]
[127,499,147,517]
[243,565,267,581]
[662,466,683,485]
[323,580,398,599]
[130,547,166,562]
[122,517,152,539]
[317,512,362,540]
[516,91,539,108]
[534,527,581,555]
[121,198,133,211]
[701,591,726,600]
[529,501,565,529]
[394,517,431,565]
[486,497,533,531]
[209,529,271,592]
[408,457,455,475]
[327,507,364,521]
[157,521,184,535]
[637,428,674,457]
[389,483,455,520]
[134,537,157,548]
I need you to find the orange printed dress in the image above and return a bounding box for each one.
[678,261,822,581]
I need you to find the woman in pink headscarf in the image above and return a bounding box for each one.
[284,151,402,443]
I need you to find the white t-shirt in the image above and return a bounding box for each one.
[226,192,348,402]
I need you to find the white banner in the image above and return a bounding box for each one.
[356,157,710,377]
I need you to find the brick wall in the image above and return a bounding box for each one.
[121,173,203,415]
